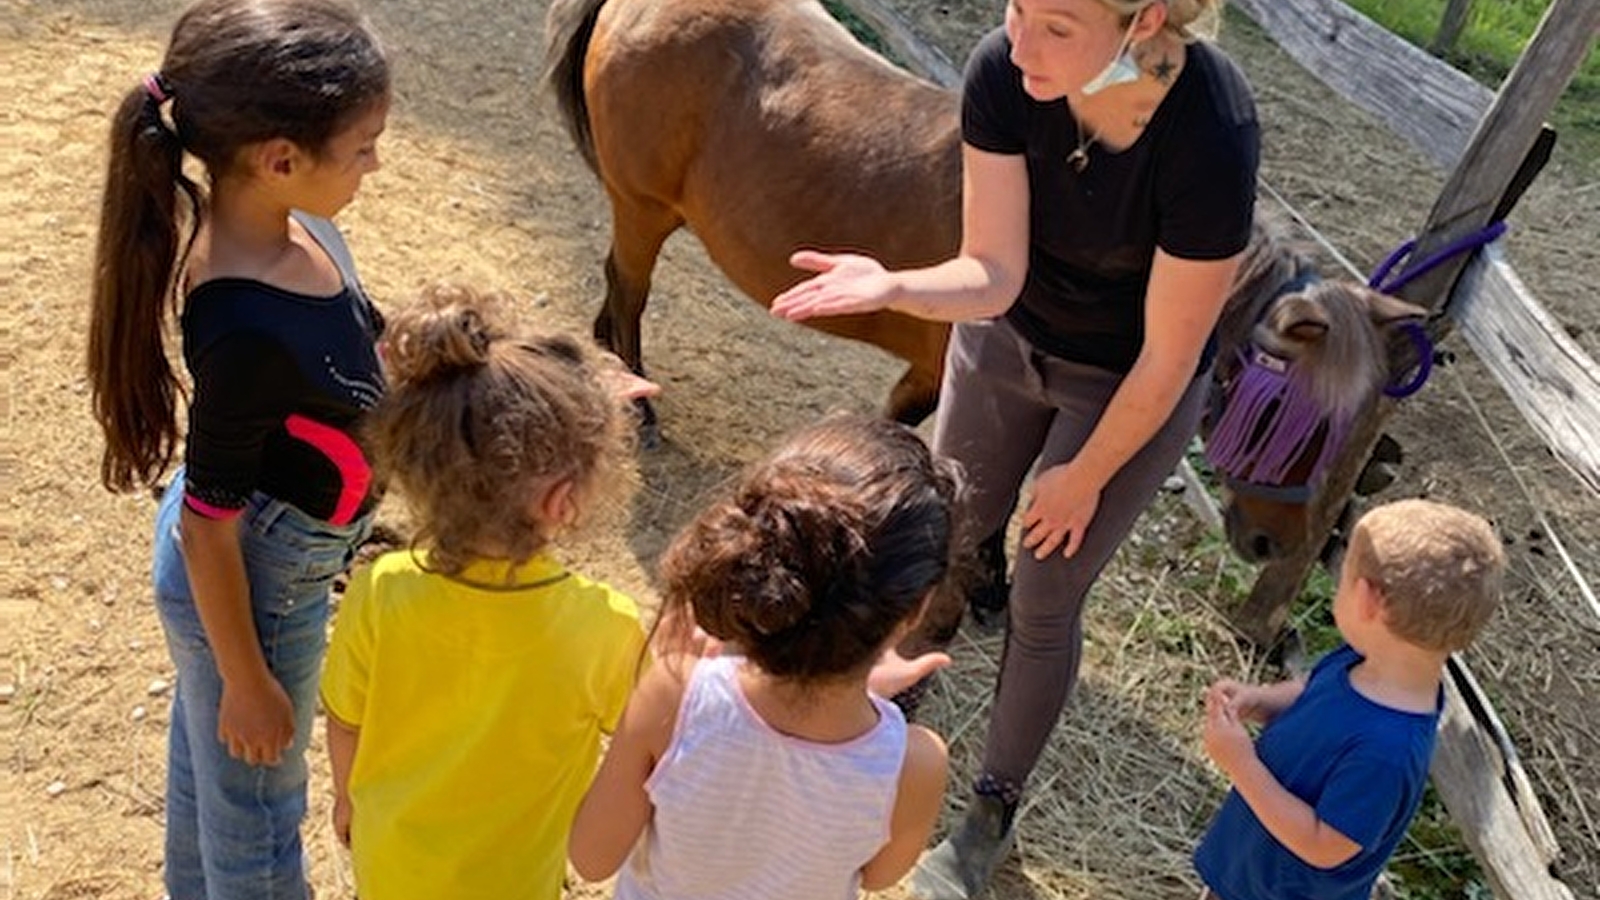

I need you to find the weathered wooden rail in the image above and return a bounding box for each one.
[828,0,1598,898]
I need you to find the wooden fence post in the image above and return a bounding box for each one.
[1234,0,1600,647]
[1431,0,1475,55]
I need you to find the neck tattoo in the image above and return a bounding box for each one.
[1069,116,1099,173]
[1151,53,1176,84]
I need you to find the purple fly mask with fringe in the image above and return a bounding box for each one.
[1206,346,1353,495]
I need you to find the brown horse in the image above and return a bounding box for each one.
[1206,217,1426,563]
[544,0,960,433]
[543,0,1422,568]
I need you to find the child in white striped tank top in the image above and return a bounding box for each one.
[569,415,956,900]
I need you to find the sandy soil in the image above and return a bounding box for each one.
[2,0,1595,898]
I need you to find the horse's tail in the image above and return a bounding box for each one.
[542,0,608,173]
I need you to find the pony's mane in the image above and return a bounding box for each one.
[1218,215,1316,345]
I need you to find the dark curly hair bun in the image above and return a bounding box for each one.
[660,415,961,682]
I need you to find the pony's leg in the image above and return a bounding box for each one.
[887,360,1012,632]
[968,528,1012,631]
[594,197,682,444]
[886,363,941,427]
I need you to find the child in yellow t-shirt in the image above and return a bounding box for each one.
[320,285,653,900]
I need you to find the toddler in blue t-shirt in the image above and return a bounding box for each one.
[1194,498,1504,900]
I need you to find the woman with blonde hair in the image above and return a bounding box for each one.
[773,1,1256,896]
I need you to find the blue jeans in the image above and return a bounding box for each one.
[153,474,370,900]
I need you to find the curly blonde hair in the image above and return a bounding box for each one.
[366,284,636,575]
[1347,498,1505,653]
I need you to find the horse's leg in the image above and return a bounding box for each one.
[593,196,683,445]
[968,528,1011,631]
[886,363,941,427]
[886,361,1013,634]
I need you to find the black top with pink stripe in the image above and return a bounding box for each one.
[180,275,384,526]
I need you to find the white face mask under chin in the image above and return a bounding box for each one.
[1080,18,1141,95]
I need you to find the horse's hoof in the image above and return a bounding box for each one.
[1266,626,1309,675]
[889,673,937,721]
[964,570,1011,635]
[638,420,661,450]
[632,396,661,450]
[966,598,1008,634]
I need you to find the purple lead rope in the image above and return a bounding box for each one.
[1368,219,1508,295]
[1366,220,1508,399]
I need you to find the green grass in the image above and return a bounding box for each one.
[1387,784,1494,900]
[1341,0,1600,175]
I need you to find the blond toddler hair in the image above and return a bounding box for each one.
[1346,498,1505,653]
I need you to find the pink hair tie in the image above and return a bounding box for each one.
[142,72,171,104]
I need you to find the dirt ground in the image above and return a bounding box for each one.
[2,0,1596,898]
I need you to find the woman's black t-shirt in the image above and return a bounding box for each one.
[962,27,1260,373]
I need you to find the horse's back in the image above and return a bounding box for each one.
[584,0,963,305]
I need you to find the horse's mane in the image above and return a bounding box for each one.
[1217,213,1315,348]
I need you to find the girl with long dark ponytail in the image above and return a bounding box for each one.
[87,1,390,896]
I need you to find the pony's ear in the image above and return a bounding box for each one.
[1362,288,1428,327]
[1264,295,1330,344]
[1286,318,1330,342]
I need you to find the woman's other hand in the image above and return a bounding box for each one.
[1020,462,1101,559]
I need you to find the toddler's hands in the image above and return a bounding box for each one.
[1209,678,1264,724]
[218,674,295,767]
[1202,684,1256,780]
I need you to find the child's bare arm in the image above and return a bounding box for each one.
[867,648,951,699]
[569,659,686,881]
[325,714,359,847]
[1202,692,1360,869]
[859,724,950,891]
[181,507,295,766]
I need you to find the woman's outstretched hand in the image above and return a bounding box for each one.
[771,251,897,321]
